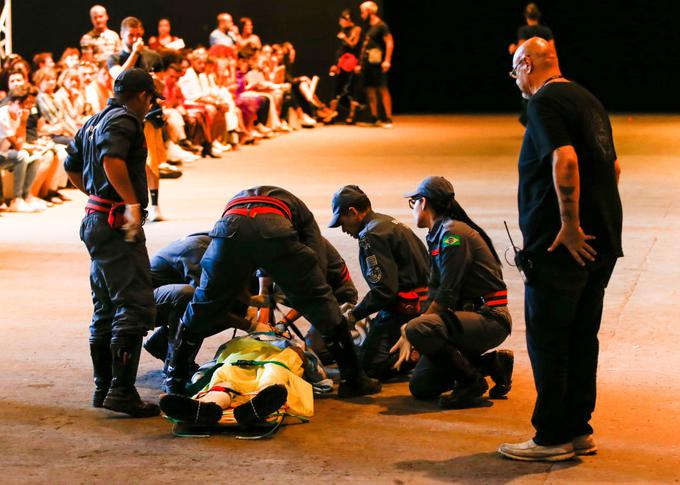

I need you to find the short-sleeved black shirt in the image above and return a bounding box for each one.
[517,24,554,42]
[518,81,623,260]
[363,21,390,57]
[64,99,149,207]
[107,48,164,73]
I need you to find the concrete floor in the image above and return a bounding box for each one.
[1,115,679,484]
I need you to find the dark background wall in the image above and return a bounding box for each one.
[11,0,680,113]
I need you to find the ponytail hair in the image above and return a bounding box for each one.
[427,196,501,264]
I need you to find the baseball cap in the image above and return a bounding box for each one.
[404,176,455,201]
[329,185,369,228]
[113,68,164,99]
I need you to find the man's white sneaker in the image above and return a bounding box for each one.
[26,197,48,212]
[572,434,597,455]
[498,439,575,462]
[147,205,165,222]
[8,198,37,213]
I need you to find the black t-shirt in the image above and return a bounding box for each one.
[518,81,623,260]
[107,48,164,73]
[517,24,554,42]
[362,20,390,61]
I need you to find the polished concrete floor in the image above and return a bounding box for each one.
[1,115,679,483]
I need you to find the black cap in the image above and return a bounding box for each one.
[329,185,369,228]
[404,176,455,201]
[113,68,164,99]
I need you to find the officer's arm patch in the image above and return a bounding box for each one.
[366,265,383,284]
[442,234,461,248]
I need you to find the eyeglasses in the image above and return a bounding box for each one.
[408,196,423,209]
[509,57,527,79]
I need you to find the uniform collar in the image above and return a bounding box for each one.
[427,217,447,245]
[358,210,376,234]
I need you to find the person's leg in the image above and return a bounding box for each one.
[87,261,115,408]
[409,355,453,399]
[144,122,165,222]
[525,259,588,445]
[164,233,254,394]
[379,85,393,123]
[406,312,487,408]
[365,87,379,122]
[5,150,31,211]
[565,258,617,441]
[144,284,195,362]
[30,152,58,199]
[258,235,380,397]
[360,312,412,381]
[20,151,40,200]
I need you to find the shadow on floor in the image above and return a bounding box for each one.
[375,394,493,416]
[395,451,581,484]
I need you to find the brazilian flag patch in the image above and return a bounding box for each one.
[442,234,461,248]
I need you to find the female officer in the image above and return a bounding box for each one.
[390,176,514,409]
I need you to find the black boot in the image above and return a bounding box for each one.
[89,338,112,408]
[323,321,382,398]
[159,394,223,425]
[162,324,201,395]
[428,344,488,409]
[234,384,288,427]
[102,338,160,417]
[479,350,514,399]
[143,326,169,362]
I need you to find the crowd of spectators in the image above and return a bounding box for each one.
[0,3,387,215]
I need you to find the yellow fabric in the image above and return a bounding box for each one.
[144,121,166,176]
[201,338,314,418]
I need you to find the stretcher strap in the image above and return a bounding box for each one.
[230,359,292,372]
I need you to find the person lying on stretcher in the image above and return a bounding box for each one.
[160,332,324,428]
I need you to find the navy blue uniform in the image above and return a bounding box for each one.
[406,218,512,399]
[351,212,430,381]
[64,99,154,346]
[182,186,340,340]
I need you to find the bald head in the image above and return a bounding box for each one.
[515,37,559,72]
[89,5,109,31]
[512,36,563,98]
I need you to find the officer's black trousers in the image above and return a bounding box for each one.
[360,311,414,381]
[405,308,510,399]
[154,284,195,334]
[81,213,155,346]
[524,255,617,446]
[182,214,342,340]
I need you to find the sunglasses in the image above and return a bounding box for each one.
[408,196,423,209]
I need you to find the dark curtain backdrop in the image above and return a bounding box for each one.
[11,0,679,112]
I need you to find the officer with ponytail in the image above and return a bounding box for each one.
[391,176,513,409]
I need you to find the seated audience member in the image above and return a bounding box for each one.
[58,48,81,71]
[149,18,185,51]
[80,4,122,64]
[78,62,101,114]
[0,87,44,212]
[178,48,233,153]
[161,64,201,164]
[32,52,56,72]
[237,17,262,50]
[54,69,88,136]
[210,13,238,47]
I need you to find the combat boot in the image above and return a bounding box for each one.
[323,320,382,398]
[89,338,112,408]
[428,344,488,409]
[102,338,160,418]
[162,324,201,395]
[481,349,514,399]
[143,326,169,362]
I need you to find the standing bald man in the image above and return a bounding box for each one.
[499,38,622,461]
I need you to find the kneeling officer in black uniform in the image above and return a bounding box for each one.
[391,176,513,409]
[329,185,430,381]
[64,68,163,417]
[164,186,382,398]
